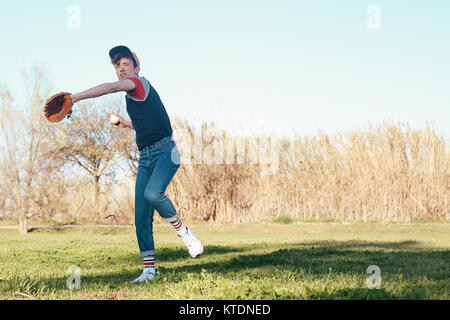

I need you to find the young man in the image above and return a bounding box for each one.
[70,45,203,283]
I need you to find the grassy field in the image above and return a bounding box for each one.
[0,220,449,300]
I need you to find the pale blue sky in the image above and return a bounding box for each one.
[1,0,449,139]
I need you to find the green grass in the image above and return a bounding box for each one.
[271,215,295,224]
[0,219,19,226]
[0,222,449,300]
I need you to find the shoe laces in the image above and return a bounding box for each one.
[179,229,193,247]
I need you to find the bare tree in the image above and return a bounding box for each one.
[0,65,64,233]
[57,98,130,219]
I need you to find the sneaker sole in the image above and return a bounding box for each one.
[130,270,160,284]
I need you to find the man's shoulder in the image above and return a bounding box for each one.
[125,76,149,83]
[125,76,151,101]
[136,76,149,83]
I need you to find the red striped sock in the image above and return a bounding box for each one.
[143,255,155,269]
[171,217,187,234]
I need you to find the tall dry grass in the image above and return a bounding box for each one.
[163,119,449,223]
[1,116,448,225]
[273,122,449,222]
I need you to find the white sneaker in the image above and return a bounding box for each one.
[130,268,160,284]
[178,227,204,258]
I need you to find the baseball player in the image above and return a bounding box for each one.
[68,45,203,283]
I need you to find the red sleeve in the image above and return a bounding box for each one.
[125,77,146,100]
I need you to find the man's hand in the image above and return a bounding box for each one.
[111,112,134,130]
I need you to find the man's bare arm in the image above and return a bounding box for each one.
[120,119,134,130]
[71,80,136,103]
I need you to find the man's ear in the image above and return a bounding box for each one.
[135,66,140,75]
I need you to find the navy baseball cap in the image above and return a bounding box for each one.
[109,45,138,67]
[109,45,132,58]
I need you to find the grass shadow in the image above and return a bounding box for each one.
[154,240,449,282]
[151,244,245,262]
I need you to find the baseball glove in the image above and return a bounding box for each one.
[44,92,73,122]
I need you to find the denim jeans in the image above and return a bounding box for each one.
[135,136,181,258]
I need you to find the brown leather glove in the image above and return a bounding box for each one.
[44,92,73,122]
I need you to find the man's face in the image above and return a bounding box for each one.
[114,57,139,80]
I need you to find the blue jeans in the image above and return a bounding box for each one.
[135,136,181,258]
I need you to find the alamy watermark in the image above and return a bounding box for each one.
[171,128,280,176]
[366,5,381,30]
[366,265,381,289]
[66,265,81,290]
[66,5,81,30]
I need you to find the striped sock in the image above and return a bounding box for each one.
[143,255,155,271]
[170,217,187,235]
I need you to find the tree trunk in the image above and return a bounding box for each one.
[18,210,28,234]
[93,175,101,219]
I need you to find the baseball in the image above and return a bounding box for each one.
[110,114,120,125]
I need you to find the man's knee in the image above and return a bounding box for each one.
[144,189,163,206]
